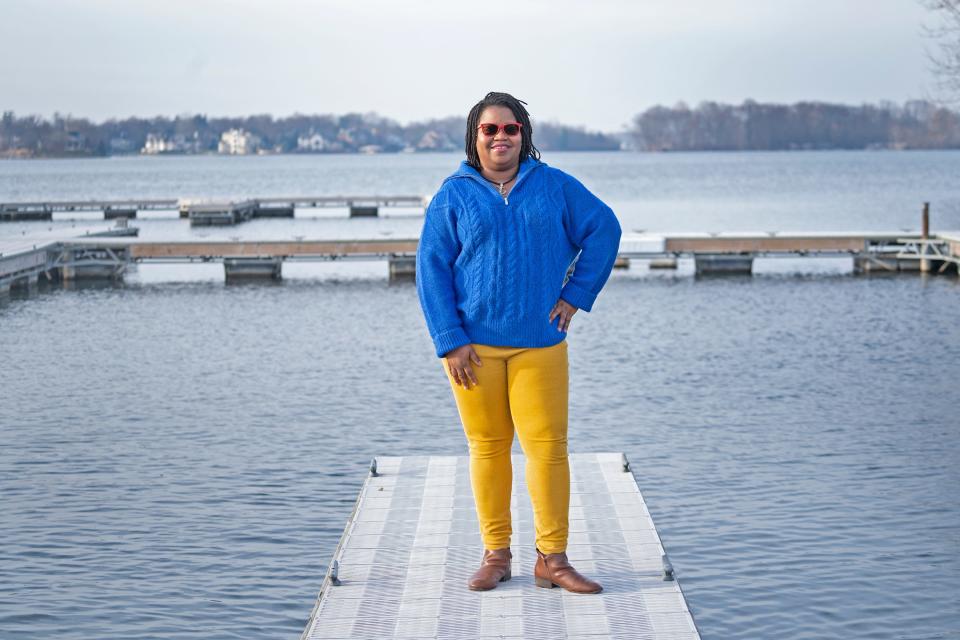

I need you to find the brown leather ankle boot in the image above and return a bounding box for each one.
[468,548,512,591]
[534,548,603,593]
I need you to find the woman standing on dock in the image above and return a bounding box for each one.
[416,92,622,593]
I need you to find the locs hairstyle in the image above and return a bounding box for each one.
[465,92,541,169]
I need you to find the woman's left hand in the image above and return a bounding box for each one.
[548,299,578,333]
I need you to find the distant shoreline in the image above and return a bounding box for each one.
[4,100,958,159]
[5,147,960,161]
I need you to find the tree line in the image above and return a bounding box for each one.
[0,111,620,157]
[630,100,960,151]
[2,100,959,158]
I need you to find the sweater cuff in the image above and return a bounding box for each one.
[433,326,471,358]
[560,281,598,312]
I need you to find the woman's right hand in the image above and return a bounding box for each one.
[444,344,483,389]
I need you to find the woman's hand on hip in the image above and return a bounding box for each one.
[549,299,578,332]
[444,344,483,389]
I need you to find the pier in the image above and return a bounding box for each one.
[2,226,958,294]
[0,223,139,294]
[300,453,700,640]
[623,230,960,275]
[0,195,428,224]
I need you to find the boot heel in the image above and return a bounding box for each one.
[535,577,555,589]
[500,569,511,582]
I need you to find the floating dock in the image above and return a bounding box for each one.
[0,195,428,223]
[3,226,959,294]
[57,230,960,279]
[0,223,139,293]
[300,453,700,640]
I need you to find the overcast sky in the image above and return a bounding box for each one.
[0,0,942,131]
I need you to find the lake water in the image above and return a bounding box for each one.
[1,151,959,639]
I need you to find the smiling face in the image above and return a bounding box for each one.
[476,105,523,173]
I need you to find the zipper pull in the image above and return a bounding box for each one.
[503,195,509,205]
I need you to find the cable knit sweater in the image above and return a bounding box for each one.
[415,158,622,358]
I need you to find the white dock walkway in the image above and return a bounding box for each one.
[300,453,700,640]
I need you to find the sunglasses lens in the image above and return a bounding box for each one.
[480,124,498,136]
[503,124,520,136]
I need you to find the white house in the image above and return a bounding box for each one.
[218,129,260,155]
[297,132,326,152]
[141,133,200,154]
[417,130,456,151]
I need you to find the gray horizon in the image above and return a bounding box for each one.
[0,0,942,131]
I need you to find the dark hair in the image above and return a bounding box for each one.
[465,91,541,169]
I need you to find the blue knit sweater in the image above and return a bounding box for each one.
[415,158,622,358]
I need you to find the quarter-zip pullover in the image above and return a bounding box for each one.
[416,158,622,358]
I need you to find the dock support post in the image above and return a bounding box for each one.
[57,246,128,282]
[0,208,52,221]
[224,257,283,281]
[897,259,923,272]
[252,205,295,218]
[104,207,137,220]
[853,254,898,274]
[649,257,678,270]
[388,256,416,282]
[59,263,126,281]
[349,205,379,218]
[694,254,753,275]
[187,201,257,226]
[921,202,930,273]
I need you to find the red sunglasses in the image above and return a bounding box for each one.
[477,122,522,137]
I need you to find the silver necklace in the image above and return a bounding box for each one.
[482,169,519,203]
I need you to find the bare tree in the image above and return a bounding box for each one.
[923,0,960,102]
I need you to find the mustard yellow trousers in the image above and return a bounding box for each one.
[443,341,569,554]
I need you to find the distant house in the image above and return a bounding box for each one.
[297,132,326,152]
[218,128,260,155]
[417,130,456,151]
[65,131,86,152]
[142,133,172,154]
[142,133,201,154]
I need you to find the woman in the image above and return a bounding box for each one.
[415,92,621,593]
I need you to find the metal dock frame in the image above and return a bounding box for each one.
[299,453,701,640]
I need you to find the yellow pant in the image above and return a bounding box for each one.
[443,341,569,554]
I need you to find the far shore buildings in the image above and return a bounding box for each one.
[218,128,261,155]
[141,132,201,154]
[416,130,456,151]
[297,131,326,152]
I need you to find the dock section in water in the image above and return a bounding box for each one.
[300,453,700,640]
[0,195,428,223]
[4,227,959,293]
[0,223,138,294]
[58,230,960,280]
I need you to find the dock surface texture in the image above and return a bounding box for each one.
[300,453,700,640]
